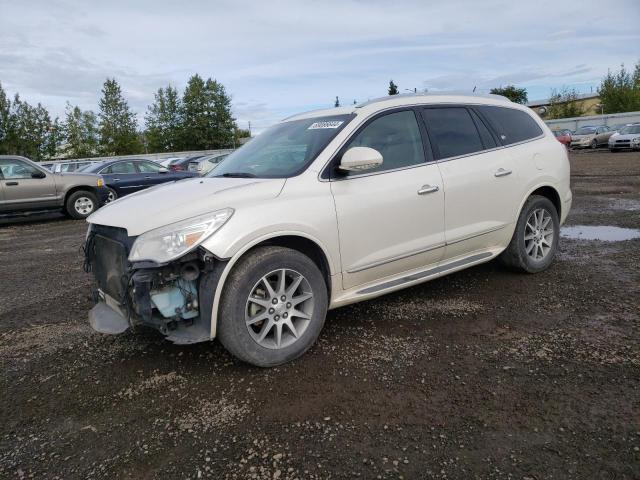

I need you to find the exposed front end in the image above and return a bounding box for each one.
[84,224,226,344]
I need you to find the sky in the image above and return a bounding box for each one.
[1,0,639,133]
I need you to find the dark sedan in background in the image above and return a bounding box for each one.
[81,158,198,203]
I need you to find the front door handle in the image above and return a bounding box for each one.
[6,181,19,186]
[417,185,439,195]
[494,168,512,178]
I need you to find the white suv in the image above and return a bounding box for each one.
[85,93,572,367]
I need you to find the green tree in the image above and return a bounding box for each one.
[388,80,399,95]
[334,96,340,107]
[598,61,640,114]
[2,94,58,160]
[547,87,585,119]
[489,85,528,104]
[180,74,236,150]
[145,85,181,152]
[98,78,141,155]
[62,103,99,158]
[208,78,235,148]
[0,82,10,154]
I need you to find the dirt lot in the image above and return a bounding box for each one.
[1,150,639,479]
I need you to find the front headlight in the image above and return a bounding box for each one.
[632,137,640,143]
[129,208,234,263]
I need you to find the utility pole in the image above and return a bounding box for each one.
[248,121,251,137]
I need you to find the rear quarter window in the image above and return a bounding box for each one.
[479,106,543,145]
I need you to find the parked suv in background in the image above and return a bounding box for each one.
[85,93,571,367]
[0,155,108,219]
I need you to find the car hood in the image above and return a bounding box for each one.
[87,177,286,236]
[572,134,594,140]
[611,133,637,140]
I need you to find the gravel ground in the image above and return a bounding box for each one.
[1,150,639,479]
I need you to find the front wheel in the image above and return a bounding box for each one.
[590,139,598,149]
[217,246,328,367]
[499,195,560,273]
[105,187,118,204]
[65,190,98,219]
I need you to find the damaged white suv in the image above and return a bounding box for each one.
[85,93,572,367]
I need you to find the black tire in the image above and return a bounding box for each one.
[499,195,560,273]
[105,187,118,203]
[609,148,618,153]
[65,190,98,219]
[217,246,328,367]
[590,139,598,149]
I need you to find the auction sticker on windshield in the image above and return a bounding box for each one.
[308,121,344,129]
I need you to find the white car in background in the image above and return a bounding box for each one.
[187,152,231,175]
[84,93,571,367]
[608,123,640,151]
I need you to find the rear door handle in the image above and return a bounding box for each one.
[494,168,512,177]
[417,185,439,195]
[6,181,19,186]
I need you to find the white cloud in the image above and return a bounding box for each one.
[0,0,638,131]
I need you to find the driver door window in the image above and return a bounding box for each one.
[340,110,426,176]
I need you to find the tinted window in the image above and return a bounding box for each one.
[342,110,425,175]
[479,106,543,145]
[137,161,163,173]
[0,159,41,179]
[102,162,136,174]
[422,107,483,159]
[469,109,497,149]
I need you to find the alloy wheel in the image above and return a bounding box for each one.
[245,268,314,349]
[106,190,116,203]
[524,208,554,261]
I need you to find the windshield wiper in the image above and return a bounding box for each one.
[217,172,256,178]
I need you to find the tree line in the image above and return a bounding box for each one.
[0,74,250,161]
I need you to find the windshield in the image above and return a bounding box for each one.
[575,127,597,135]
[620,125,640,135]
[208,114,354,178]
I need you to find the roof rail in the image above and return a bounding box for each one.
[355,91,511,108]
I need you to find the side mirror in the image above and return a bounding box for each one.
[158,167,168,173]
[339,147,383,172]
[31,171,46,179]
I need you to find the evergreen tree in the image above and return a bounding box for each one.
[98,78,141,155]
[209,79,235,148]
[145,86,181,152]
[598,61,640,113]
[180,74,236,150]
[489,85,528,104]
[388,80,399,95]
[62,103,99,158]
[0,82,10,154]
[2,94,58,160]
[334,96,340,107]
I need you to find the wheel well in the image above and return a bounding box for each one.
[64,186,97,205]
[247,235,332,297]
[531,186,561,218]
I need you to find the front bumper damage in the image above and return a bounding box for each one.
[84,224,226,344]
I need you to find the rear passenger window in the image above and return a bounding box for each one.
[422,107,483,159]
[341,110,426,175]
[479,106,543,145]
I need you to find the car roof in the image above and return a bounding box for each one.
[283,92,514,122]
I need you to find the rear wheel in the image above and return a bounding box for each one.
[105,187,117,203]
[499,195,559,273]
[65,190,97,219]
[217,246,328,367]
